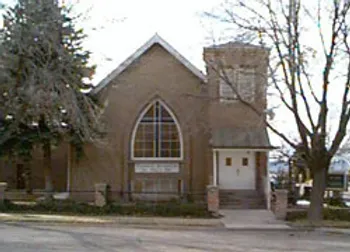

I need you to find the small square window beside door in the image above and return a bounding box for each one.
[225,157,232,166]
[242,157,249,166]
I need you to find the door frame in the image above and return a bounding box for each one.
[212,148,270,189]
[217,149,256,190]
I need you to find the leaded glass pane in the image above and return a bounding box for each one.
[133,101,181,158]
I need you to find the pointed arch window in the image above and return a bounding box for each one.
[132,101,182,159]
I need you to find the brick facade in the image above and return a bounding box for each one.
[0,35,271,206]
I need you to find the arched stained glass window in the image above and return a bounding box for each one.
[132,101,182,159]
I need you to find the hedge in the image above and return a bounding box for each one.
[0,199,211,218]
[286,208,350,221]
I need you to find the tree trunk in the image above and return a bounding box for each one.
[308,165,327,223]
[43,140,53,199]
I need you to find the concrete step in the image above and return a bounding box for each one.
[220,200,265,204]
[219,190,266,209]
[219,197,265,202]
[220,196,263,201]
[220,205,265,210]
[220,199,265,204]
[220,204,266,209]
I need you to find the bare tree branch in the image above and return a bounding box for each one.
[204,0,350,221]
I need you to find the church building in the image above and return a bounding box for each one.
[0,34,273,209]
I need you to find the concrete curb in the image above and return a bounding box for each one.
[315,227,350,235]
[287,223,350,235]
[225,228,304,232]
[281,224,350,235]
[0,213,223,228]
[224,225,296,232]
[2,213,349,234]
[223,225,350,233]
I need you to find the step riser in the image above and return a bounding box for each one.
[219,190,266,209]
[220,199,264,202]
[220,203,266,209]
[220,206,265,209]
[220,201,265,204]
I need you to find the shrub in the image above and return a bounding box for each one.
[325,197,347,208]
[0,199,17,211]
[286,210,307,221]
[35,200,98,215]
[323,208,350,221]
[286,208,350,221]
[0,199,211,218]
[106,201,210,217]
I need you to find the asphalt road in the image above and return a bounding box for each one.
[0,223,349,251]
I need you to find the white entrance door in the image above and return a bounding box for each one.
[218,150,256,190]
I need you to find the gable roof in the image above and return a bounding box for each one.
[211,127,274,149]
[92,34,206,94]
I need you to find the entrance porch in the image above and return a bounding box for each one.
[212,149,270,209]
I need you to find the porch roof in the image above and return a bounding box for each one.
[211,128,274,149]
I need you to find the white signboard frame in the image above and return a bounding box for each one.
[135,163,180,173]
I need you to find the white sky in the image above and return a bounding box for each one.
[1,0,220,83]
[0,0,298,147]
[2,0,348,150]
[67,0,220,84]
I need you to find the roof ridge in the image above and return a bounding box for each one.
[92,34,206,94]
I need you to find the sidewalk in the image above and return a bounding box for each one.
[219,210,350,235]
[219,209,292,231]
[0,213,223,227]
[1,212,349,235]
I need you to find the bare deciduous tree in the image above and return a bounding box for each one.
[204,0,350,222]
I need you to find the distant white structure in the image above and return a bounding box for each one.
[268,160,289,173]
[269,155,350,174]
[329,156,350,173]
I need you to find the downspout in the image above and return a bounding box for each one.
[213,150,218,186]
[266,151,271,210]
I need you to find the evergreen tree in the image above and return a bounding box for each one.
[0,0,101,197]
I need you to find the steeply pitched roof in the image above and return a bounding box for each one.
[92,34,206,94]
[211,127,274,149]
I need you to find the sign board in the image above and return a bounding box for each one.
[326,173,348,191]
[135,163,180,173]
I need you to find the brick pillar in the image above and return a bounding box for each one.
[0,182,7,203]
[256,152,268,193]
[207,185,219,216]
[95,183,108,207]
[274,189,288,220]
[255,152,261,192]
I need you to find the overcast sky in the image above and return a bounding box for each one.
[0,0,291,146]
[67,0,220,84]
[1,0,220,83]
[2,0,344,149]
